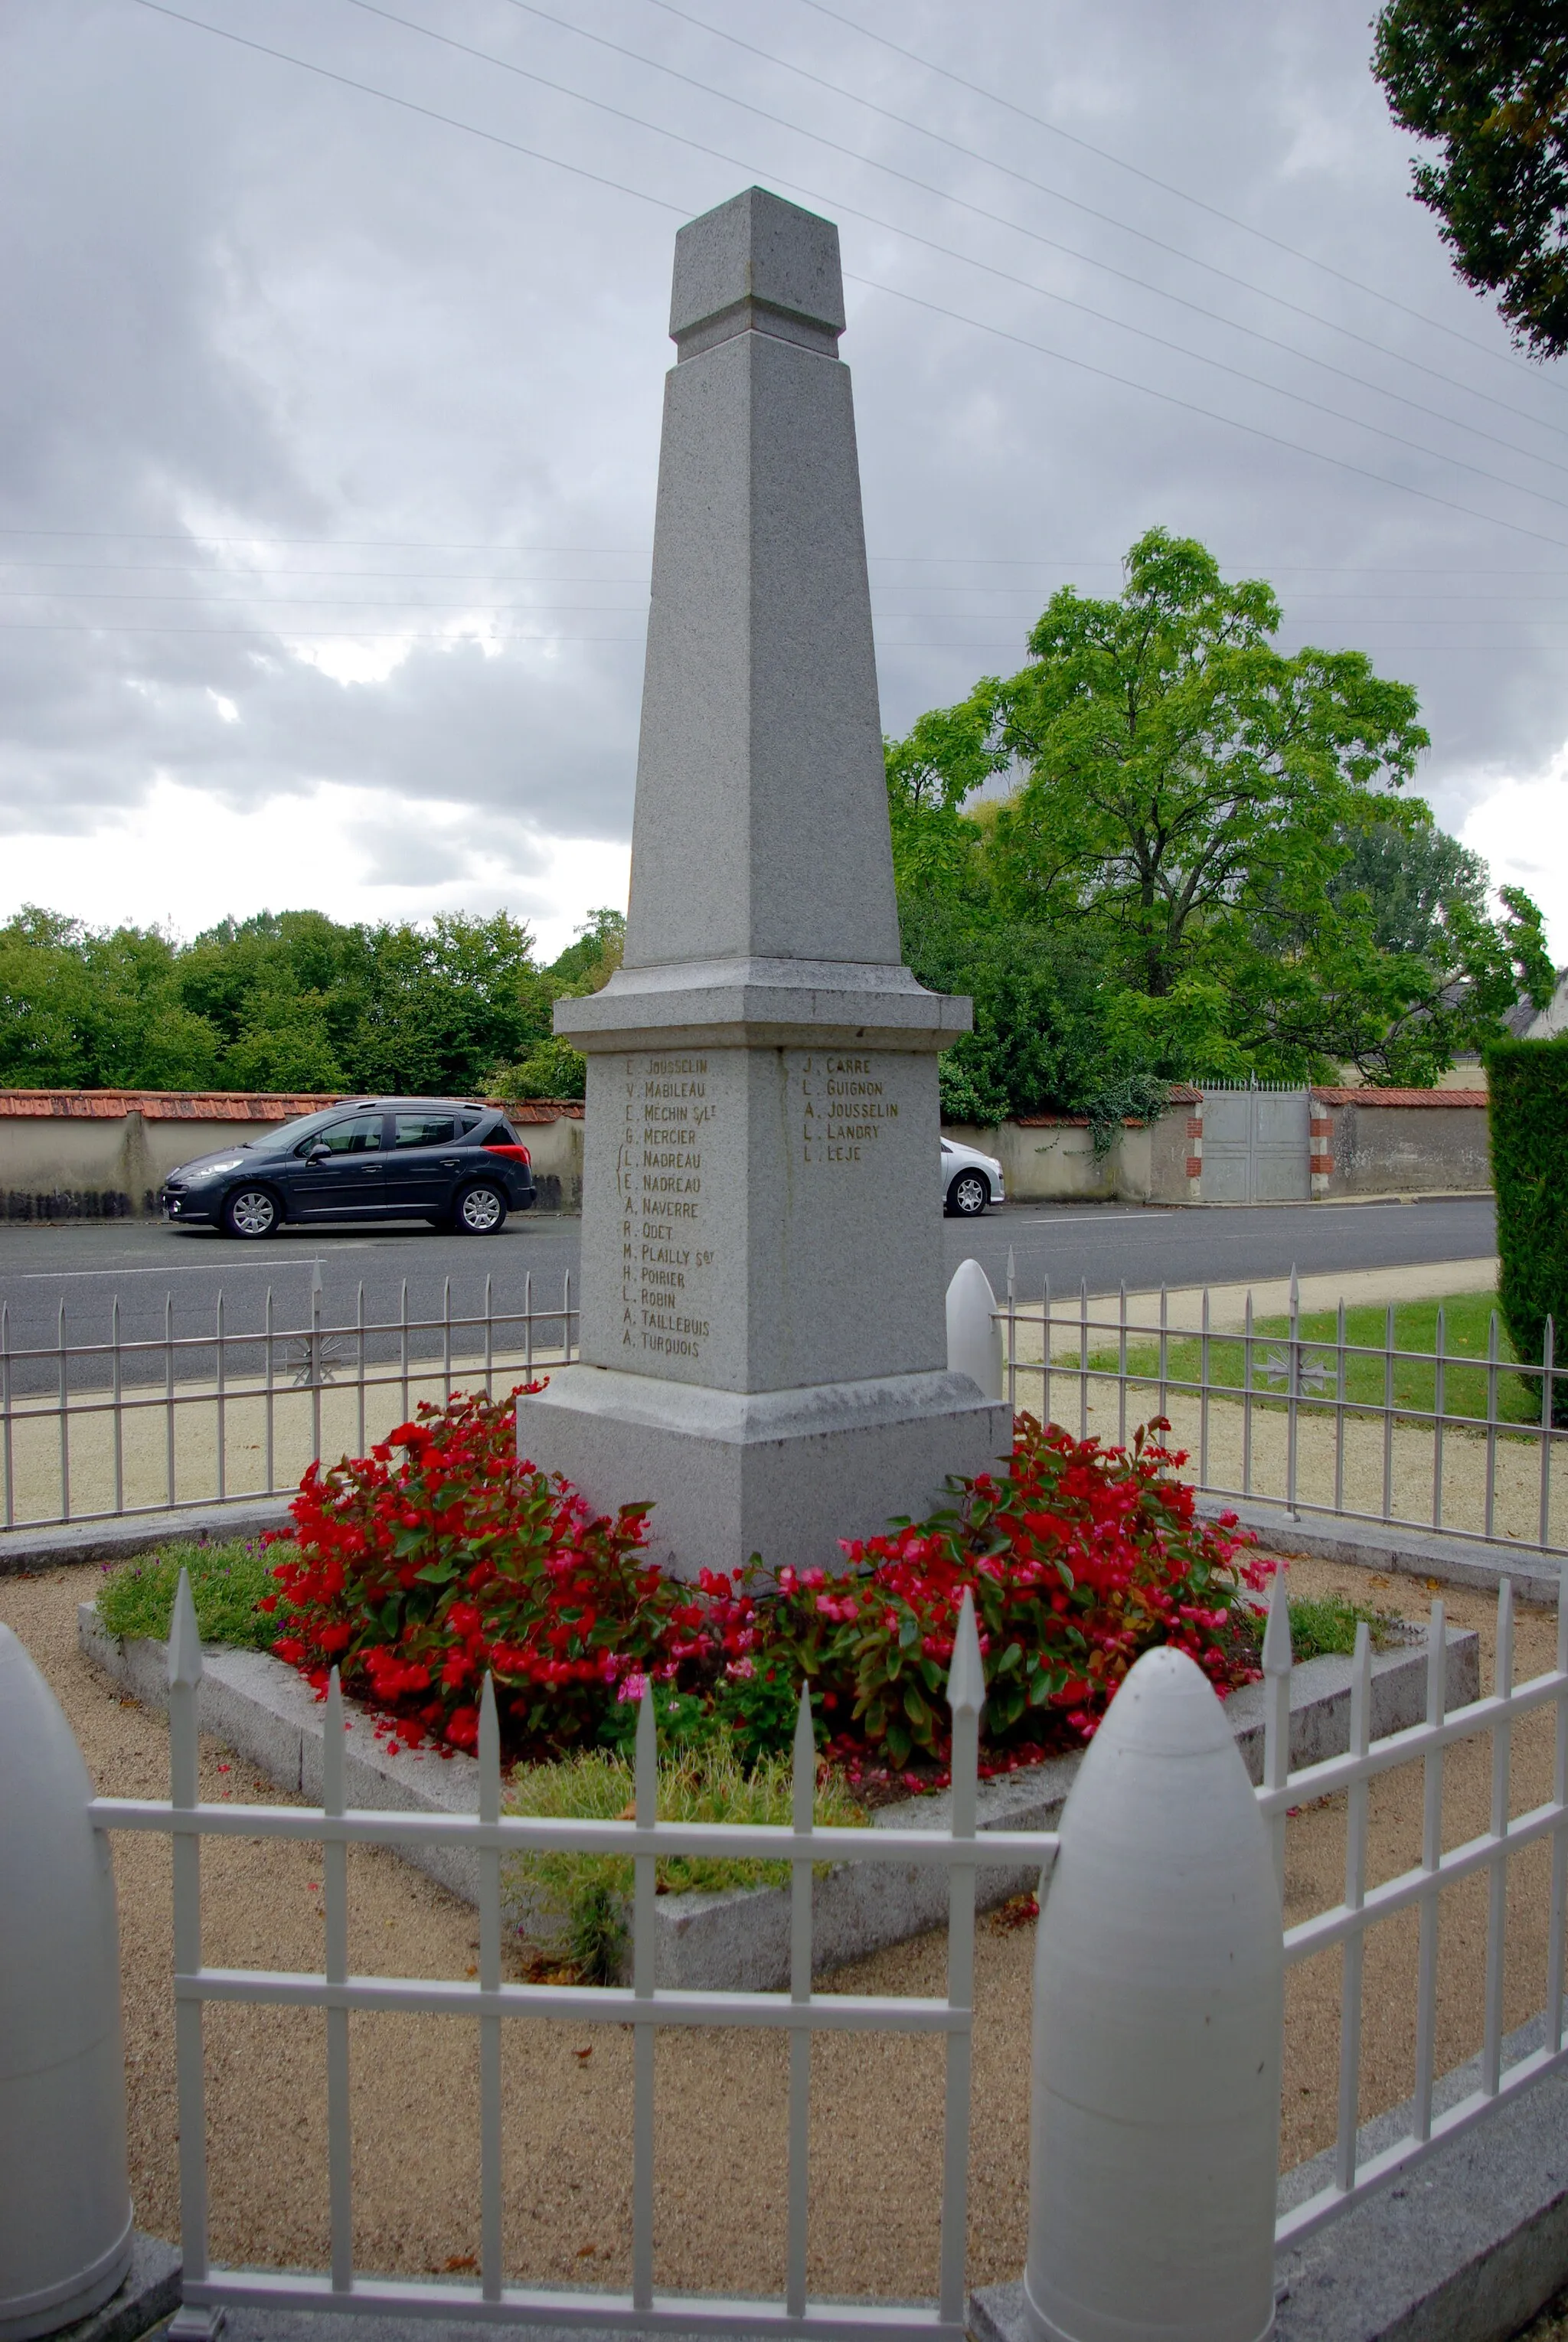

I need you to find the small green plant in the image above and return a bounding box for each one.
[96,1539,282,1651]
[503,1742,864,1983]
[1231,1592,1396,1664]
[1282,1592,1397,1661]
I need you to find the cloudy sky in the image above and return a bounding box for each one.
[4,0,1568,962]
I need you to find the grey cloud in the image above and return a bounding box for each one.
[2,0,1566,916]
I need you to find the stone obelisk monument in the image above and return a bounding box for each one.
[518,186,1009,1576]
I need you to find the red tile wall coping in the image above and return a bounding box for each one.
[1309,1089,1488,1109]
[0,1090,586,1122]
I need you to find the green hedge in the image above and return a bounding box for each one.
[1484,1036,1568,1425]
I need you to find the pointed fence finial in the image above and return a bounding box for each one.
[323,1667,345,1814]
[479,1672,500,1828]
[168,1567,204,1690]
[792,1683,815,1833]
[946,1259,1004,1402]
[635,1680,657,1827]
[948,1586,985,1720]
[1261,1564,1292,1677]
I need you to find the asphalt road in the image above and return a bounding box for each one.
[0,1194,1495,1393]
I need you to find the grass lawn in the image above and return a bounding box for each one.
[1085,1292,1544,1431]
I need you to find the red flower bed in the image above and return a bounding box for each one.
[263,1391,1268,1769]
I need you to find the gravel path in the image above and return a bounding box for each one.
[2,1553,1558,2303]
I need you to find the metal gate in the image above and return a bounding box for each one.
[1199,1084,1309,1203]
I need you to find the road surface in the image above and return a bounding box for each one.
[0,1195,1496,1395]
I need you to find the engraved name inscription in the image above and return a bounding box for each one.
[798,1052,897,1166]
[616,1053,719,1364]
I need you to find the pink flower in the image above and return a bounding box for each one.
[727,1656,756,1680]
[617,1670,649,1705]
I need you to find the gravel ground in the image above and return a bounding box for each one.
[1,1553,1559,2304]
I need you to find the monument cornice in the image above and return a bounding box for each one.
[553,956,973,1054]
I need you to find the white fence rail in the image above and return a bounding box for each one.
[0,1276,577,1530]
[3,1554,1562,2335]
[86,1581,1026,2342]
[1264,1569,1568,2243]
[997,1262,1564,1556]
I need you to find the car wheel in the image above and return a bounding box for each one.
[453,1181,508,1235]
[946,1169,990,1218]
[223,1184,281,1240]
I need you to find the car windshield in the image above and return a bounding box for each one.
[266,1107,356,1149]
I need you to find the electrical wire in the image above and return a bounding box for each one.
[502,0,1568,450]
[792,0,1568,395]
[336,0,1568,512]
[132,0,1568,549]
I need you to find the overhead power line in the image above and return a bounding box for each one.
[74,5,1568,559]
[792,0,1568,397]
[17,531,1568,574]
[544,0,1565,448]
[339,0,1568,514]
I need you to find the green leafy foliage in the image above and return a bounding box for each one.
[1484,1036,1568,1423]
[0,902,624,1099]
[503,1746,864,1981]
[886,529,1547,1104]
[96,1539,280,1650]
[1374,2,1568,358]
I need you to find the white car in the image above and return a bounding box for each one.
[941,1135,1004,1217]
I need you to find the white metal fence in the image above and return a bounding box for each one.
[88,1580,1036,2341]
[0,1274,577,1530]
[998,1264,1565,1556]
[1266,1569,1568,2242]
[8,1262,1560,1560]
[72,1559,1568,2334]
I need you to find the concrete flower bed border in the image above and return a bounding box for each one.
[79,1602,1478,1990]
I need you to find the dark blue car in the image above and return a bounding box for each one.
[158,1098,536,1239]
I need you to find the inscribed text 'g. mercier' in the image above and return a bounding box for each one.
[618,1053,716,1362]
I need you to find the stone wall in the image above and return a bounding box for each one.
[942,1085,1492,1205]
[0,1092,584,1220]
[1308,1088,1491,1198]
[942,1093,1201,1204]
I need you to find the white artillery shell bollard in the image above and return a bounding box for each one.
[946,1257,1004,1403]
[1024,1646,1283,2342]
[0,1626,132,2341]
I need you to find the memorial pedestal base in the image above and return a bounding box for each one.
[518,1365,1010,1579]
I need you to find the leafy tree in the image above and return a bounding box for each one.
[352,913,551,1096]
[544,906,626,995]
[1327,819,1490,955]
[887,528,1547,1097]
[1374,2,1568,357]
[0,901,593,1096]
[486,910,626,1100]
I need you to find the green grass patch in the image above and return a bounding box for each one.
[96,1539,280,1651]
[503,1746,865,1982]
[1086,1291,1538,1428]
[1269,1592,1401,1661]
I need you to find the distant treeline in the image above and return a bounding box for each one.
[0,904,624,1100]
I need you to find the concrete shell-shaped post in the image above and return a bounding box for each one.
[0,1627,132,2340]
[946,1258,1004,1403]
[1024,1646,1282,2342]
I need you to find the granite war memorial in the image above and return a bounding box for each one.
[519,187,1009,1577]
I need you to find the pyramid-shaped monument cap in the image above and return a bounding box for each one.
[670,186,846,351]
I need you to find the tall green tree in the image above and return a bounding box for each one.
[1374,1,1568,357]
[887,528,1549,1096]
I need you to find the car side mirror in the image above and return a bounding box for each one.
[308,1145,331,1164]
